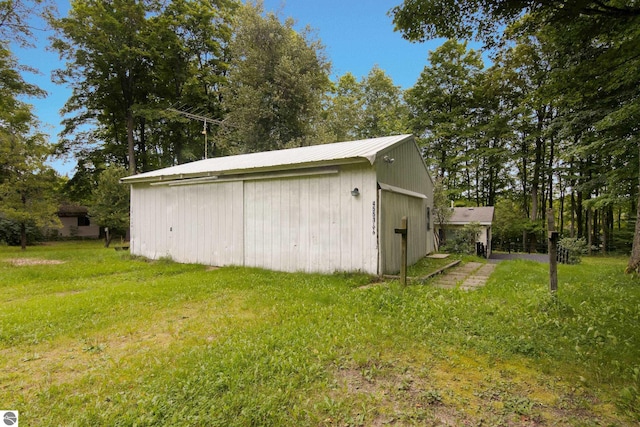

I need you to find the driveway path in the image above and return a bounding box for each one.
[488,253,548,263]
[431,262,496,290]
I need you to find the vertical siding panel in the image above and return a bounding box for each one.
[234,181,244,266]
[129,186,138,256]
[280,179,290,271]
[216,183,224,264]
[153,187,160,259]
[329,174,341,272]
[351,168,363,272]
[176,186,184,262]
[364,173,378,274]
[308,177,320,272]
[257,180,267,268]
[340,170,352,271]
[182,186,191,263]
[202,184,209,264]
[244,181,254,268]
[271,180,282,271]
[299,178,310,271]
[148,186,153,256]
[317,176,331,273]
[183,186,191,263]
[220,183,228,264]
[197,185,204,264]
[289,179,300,271]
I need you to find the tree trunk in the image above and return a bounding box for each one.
[626,141,640,273]
[587,208,592,256]
[20,222,27,251]
[127,109,136,175]
[602,208,608,255]
[576,190,583,238]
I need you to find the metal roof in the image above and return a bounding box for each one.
[448,206,495,225]
[122,134,414,183]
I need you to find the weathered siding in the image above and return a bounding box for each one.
[171,181,244,266]
[130,181,244,266]
[128,136,436,275]
[376,137,432,197]
[376,137,435,258]
[58,217,100,238]
[131,184,172,259]
[244,165,378,274]
[379,189,428,274]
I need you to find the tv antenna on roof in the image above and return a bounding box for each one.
[167,104,223,159]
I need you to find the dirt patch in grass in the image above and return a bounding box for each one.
[0,297,257,400]
[325,353,630,427]
[4,258,66,266]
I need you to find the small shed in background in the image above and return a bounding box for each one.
[121,134,435,275]
[56,204,100,238]
[438,206,494,258]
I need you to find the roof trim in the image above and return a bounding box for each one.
[379,182,427,199]
[121,134,413,184]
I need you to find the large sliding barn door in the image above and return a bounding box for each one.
[170,181,244,266]
[379,187,428,274]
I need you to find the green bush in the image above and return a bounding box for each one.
[441,222,482,255]
[558,237,588,264]
[0,217,44,246]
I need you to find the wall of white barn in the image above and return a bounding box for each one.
[243,164,379,274]
[131,184,172,259]
[376,139,435,256]
[170,181,244,265]
[130,181,244,266]
[379,190,428,274]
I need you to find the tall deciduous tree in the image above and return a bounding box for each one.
[393,0,640,272]
[89,165,129,247]
[0,45,60,249]
[323,72,364,142]
[406,39,483,197]
[359,66,409,138]
[216,2,331,152]
[52,0,153,175]
[51,0,236,174]
[323,67,408,142]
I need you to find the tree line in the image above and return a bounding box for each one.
[2,0,640,272]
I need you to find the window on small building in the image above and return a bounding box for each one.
[426,207,431,230]
[77,215,91,227]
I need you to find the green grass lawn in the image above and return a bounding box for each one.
[1,242,639,426]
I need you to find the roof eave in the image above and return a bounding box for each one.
[120,157,370,185]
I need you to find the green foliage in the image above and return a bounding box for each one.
[558,237,587,264]
[441,221,483,255]
[1,243,639,425]
[431,177,452,228]
[322,67,409,142]
[406,39,493,203]
[89,165,130,237]
[391,0,640,272]
[492,198,527,244]
[0,43,61,249]
[0,217,44,246]
[359,66,410,138]
[216,2,331,152]
[51,0,237,172]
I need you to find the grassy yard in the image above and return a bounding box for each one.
[1,242,639,426]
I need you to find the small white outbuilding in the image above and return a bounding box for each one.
[121,134,435,275]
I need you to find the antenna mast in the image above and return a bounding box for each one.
[167,104,223,159]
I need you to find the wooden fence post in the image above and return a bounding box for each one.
[547,209,558,294]
[395,216,408,286]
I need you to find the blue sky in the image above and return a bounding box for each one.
[14,0,447,176]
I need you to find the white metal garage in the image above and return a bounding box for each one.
[121,134,435,275]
